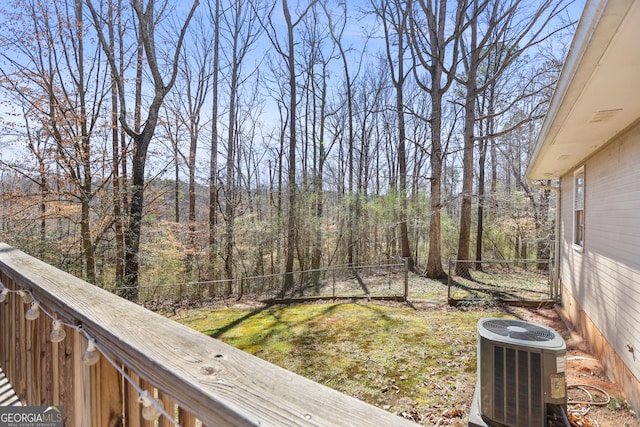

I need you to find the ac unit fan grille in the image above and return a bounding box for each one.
[483,319,556,342]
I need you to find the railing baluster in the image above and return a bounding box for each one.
[140,380,156,427]
[50,325,60,406]
[178,407,197,427]
[92,350,123,427]
[59,326,75,425]
[158,391,177,427]
[125,369,142,427]
[26,316,37,404]
[74,331,93,426]
[17,288,26,402]
[42,319,54,406]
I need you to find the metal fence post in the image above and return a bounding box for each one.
[403,258,409,301]
[332,269,336,299]
[447,258,452,301]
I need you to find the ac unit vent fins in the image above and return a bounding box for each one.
[493,346,544,425]
[482,319,556,342]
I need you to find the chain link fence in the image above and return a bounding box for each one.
[108,261,409,305]
[446,258,554,306]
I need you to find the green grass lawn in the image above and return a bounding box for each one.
[171,301,513,424]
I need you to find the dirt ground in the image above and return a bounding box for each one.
[505,305,639,427]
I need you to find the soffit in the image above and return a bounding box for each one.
[527,0,640,180]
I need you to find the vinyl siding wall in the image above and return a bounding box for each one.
[559,121,640,408]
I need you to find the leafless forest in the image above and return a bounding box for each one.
[0,0,579,300]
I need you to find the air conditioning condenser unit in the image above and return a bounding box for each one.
[469,318,567,427]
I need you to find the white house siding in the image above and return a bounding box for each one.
[559,121,640,407]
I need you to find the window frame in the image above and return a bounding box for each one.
[573,166,585,251]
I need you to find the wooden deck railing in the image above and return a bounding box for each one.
[0,243,415,426]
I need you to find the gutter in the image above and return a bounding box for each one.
[527,179,561,303]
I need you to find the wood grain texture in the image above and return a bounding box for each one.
[0,243,414,426]
[125,369,142,427]
[158,391,177,427]
[51,331,59,406]
[74,332,92,427]
[17,287,26,402]
[178,408,197,427]
[60,327,75,425]
[93,352,123,427]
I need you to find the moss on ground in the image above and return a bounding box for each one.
[172,301,512,421]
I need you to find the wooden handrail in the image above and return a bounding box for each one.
[0,243,414,426]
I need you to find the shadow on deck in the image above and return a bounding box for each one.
[0,367,21,406]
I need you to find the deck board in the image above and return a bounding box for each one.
[0,367,21,406]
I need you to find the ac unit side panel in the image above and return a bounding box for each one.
[479,335,494,419]
[542,351,568,405]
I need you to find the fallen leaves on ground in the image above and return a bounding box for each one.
[568,412,597,427]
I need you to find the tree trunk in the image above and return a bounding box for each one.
[224,62,238,281]
[426,106,446,278]
[283,0,299,290]
[109,0,125,288]
[175,150,180,223]
[86,0,199,300]
[475,139,487,271]
[455,1,478,279]
[310,70,327,285]
[456,79,476,279]
[209,0,220,278]
[123,136,149,300]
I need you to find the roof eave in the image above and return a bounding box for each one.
[526,0,607,181]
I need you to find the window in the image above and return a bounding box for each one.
[573,166,585,248]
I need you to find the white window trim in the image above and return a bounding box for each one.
[573,165,585,252]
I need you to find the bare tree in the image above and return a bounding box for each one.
[370,0,414,268]
[208,0,221,276]
[455,0,568,278]
[161,13,213,272]
[217,0,265,280]
[260,0,318,289]
[408,0,465,278]
[87,0,199,299]
[105,0,129,288]
[184,15,213,250]
[0,0,113,283]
